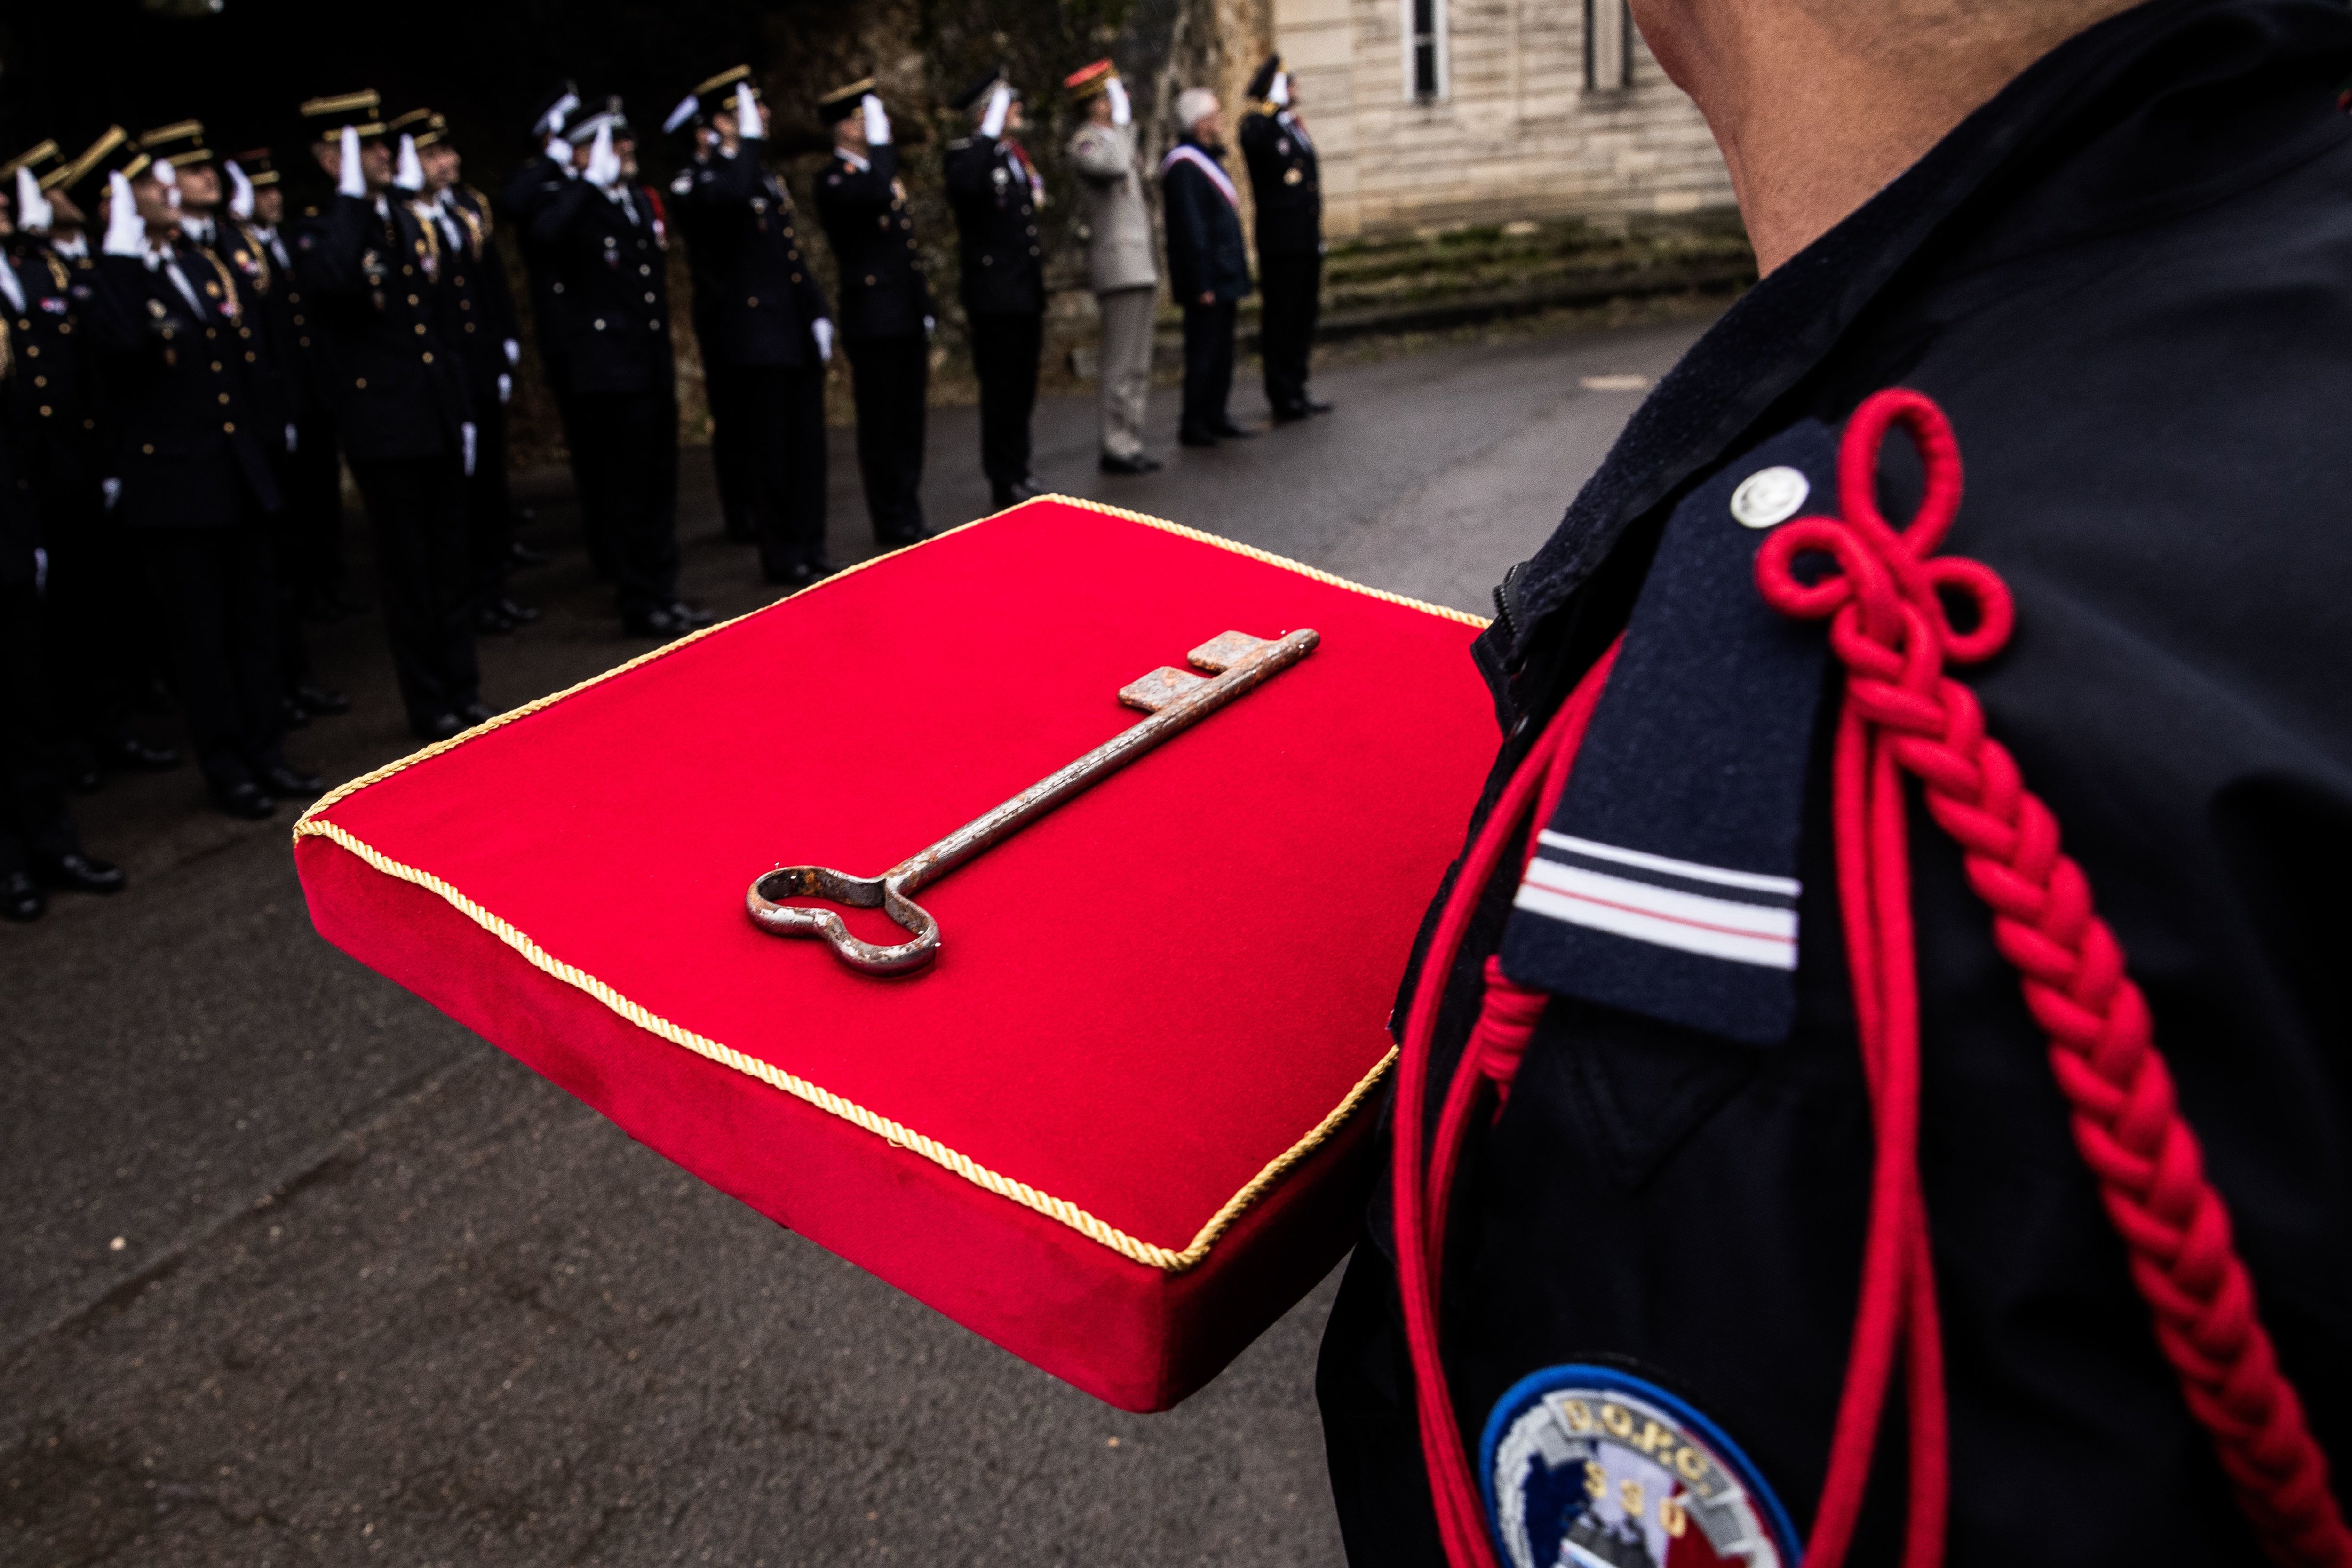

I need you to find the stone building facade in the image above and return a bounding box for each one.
[1235,0,1734,238]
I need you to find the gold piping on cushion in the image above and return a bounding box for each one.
[293,497,1475,1270]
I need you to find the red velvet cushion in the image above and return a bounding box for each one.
[294,498,1495,1410]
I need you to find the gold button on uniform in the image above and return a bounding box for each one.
[355,377,367,388]
[217,392,230,405]
[143,443,155,454]
[422,351,434,363]
[223,421,235,433]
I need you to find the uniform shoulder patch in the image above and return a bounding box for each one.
[1481,1365,1798,1568]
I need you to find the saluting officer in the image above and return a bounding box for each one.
[1064,59,1161,476]
[3,136,181,788]
[291,91,485,741]
[402,110,536,634]
[1237,56,1329,423]
[496,83,611,579]
[1159,89,1252,448]
[0,153,124,918]
[532,97,711,634]
[663,69,758,546]
[667,71,839,588]
[84,138,318,818]
[813,78,934,547]
[943,67,1048,509]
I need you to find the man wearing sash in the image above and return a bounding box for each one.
[1159,89,1251,449]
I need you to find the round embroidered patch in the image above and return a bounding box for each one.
[1480,1365,1799,1568]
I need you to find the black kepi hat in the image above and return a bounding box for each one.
[950,66,1014,113]
[301,90,388,140]
[817,77,875,127]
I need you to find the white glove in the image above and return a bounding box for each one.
[156,159,181,209]
[861,94,890,147]
[103,171,146,257]
[461,421,478,477]
[225,160,255,220]
[1106,78,1131,127]
[338,126,366,197]
[585,123,622,189]
[981,84,1011,140]
[101,477,122,509]
[812,317,834,363]
[923,314,935,338]
[735,82,765,142]
[395,135,426,192]
[285,422,298,453]
[16,166,54,234]
[544,132,571,166]
[498,374,512,405]
[502,337,521,367]
[1270,71,1291,107]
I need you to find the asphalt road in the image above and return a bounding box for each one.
[1,312,1711,1568]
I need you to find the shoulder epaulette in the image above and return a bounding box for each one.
[946,137,973,151]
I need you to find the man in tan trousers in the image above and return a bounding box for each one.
[1064,59,1161,475]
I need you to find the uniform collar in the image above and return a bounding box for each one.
[836,148,871,173]
[1497,0,2352,672]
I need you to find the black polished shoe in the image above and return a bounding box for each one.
[281,695,311,730]
[496,597,541,625]
[1303,398,1335,415]
[261,763,325,798]
[622,605,696,637]
[664,601,717,631]
[1177,429,1220,449]
[33,852,127,895]
[213,782,278,820]
[1208,422,1258,440]
[507,538,552,569]
[989,478,1046,507]
[476,604,517,635]
[293,683,350,717]
[459,701,498,726]
[412,711,466,742]
[1098,453,1163,475]
[2,871,43,922]
[875,527,935,546]
[760,562,837,592]
[95,736,181,773]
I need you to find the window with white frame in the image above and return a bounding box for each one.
[1405,0,1447,101]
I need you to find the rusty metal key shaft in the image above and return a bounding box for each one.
[746,628,1319,974]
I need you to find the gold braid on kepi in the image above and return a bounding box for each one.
[1061,59,1118,102]
[1,139,60,181]
[817,75,877,124]
[46,127,127,193]
[300,89,387,138]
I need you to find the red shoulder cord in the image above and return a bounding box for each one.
[1391,388,2352,1568]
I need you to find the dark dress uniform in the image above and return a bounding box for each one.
[1237,100,1323,420]
[943,127,1045,503]
[496,151,608,578]
[529,175,687,626]
[80,246,293,804]
[814,141,932,544]
[670,151,755,543]
[1158,135,1251,444]
[2,236,166,777]
[1320,4,2352,1566]
[428,185,524,616]
[290,193,481,736]
[673,135,835,581]
[247,215,351,621]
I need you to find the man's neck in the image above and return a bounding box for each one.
[1637,0,2135,273]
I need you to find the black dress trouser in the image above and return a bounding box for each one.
[465,394,514,604]
[702,348,756,541]
[1181,301,1240,439]
[844,334,929,542]
[348,455,479,728]
[734,364,830,579]
[969,310,1042,492]
[0,574,81,876]
[1258,251,1322,416]
[38,473,142,749]
[284,410,347,605]
[136,522,287,795]
[568,388,682,620]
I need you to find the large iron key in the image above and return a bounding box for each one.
[746,628,1319,975]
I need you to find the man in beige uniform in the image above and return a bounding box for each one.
[1064,59,1160,475]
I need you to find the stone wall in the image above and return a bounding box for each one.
[1259,0,1733,239]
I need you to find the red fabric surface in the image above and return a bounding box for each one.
[295,500,1494,1409]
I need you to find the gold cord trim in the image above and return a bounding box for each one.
[294,497,1464,1270]
[293,814,1394,1272]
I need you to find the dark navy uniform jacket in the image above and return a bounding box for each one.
[80,251,281,531]
[290,194,473,464]
[494,153,577,383]
[180,217,294,452]
[1320,3,2352,1564]
[431,187,521,402]
[1160,137,1251,304]
[812,144,932,342]
[0,241,103,501]
[672,140,830,371]
[1238,109,1321,257]
[942,132,1044,317]
[530,179,675,397]
[215,216,312,432]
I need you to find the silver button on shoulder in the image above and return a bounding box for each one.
[1730,465,1811,529]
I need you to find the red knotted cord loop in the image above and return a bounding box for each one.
[1392,385,2351,1568]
